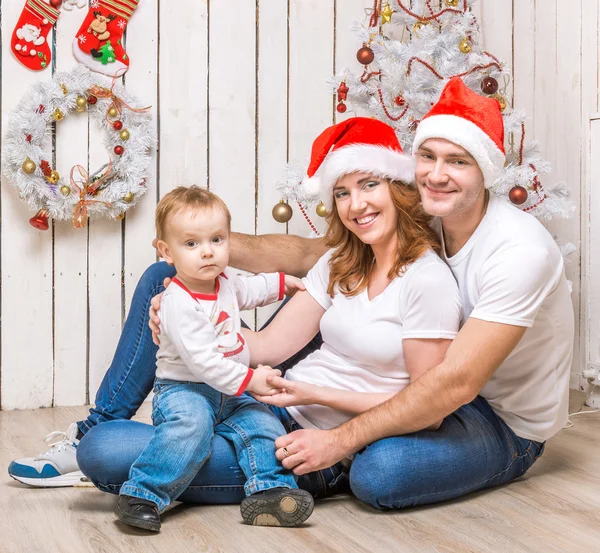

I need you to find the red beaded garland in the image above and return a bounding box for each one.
[87,95,98,105]
[113,121,124,130]
[114,145,125,156]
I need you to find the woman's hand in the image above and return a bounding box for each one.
[283,275,306,297]
[148,277,172,345]
[251,375,318,407]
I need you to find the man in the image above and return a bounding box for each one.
[10,78,573,510]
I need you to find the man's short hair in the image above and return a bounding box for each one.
[155,186,231,240]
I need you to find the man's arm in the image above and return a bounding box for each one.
[230,233,327,277]
[275,318,527,474]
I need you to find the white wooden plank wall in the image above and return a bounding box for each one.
[0,0,594,410]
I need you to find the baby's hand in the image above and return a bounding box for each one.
[284,274,306,297]
[246,365,282,395]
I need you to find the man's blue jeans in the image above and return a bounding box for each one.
[77,261,545,509]
[120,380,298,512]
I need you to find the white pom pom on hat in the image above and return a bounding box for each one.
[302,117,415,210]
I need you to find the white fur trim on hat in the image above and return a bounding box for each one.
[307,144,415,210]
[412,114,505,189]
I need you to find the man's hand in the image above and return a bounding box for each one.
[251,376,317,408]
[148,277,172,345]
[283,274,306,297]
[274,428,349,475]
[246,365,282,395]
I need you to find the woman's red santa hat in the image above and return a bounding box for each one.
[302,117,415,210]
[412,77,506,189]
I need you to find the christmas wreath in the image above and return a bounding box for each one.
[2,65,155,230]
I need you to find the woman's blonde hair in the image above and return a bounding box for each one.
[325,178,440,297]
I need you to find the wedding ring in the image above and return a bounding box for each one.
[282,447,290,457]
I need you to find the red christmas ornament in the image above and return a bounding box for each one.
[36,104,45,114]
[29,209,49,231]
[509,185,528,205]
[337,81,349,102]
[114,145,125,156]
[113,121,123,131]
[25,134,32,142]
[394,95,405,107]
[87,95,98,105]
[49,0,62,7]
[481,76,499,95]
[356,46,375,65]
[336,102,347,113]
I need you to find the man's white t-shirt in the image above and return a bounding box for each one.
[285,249,462,431]
[432,193,574,443]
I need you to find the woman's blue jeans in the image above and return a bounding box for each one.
[77,262,545,510]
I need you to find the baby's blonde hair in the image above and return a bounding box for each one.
[155,186,231,240]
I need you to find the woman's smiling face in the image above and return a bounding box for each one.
[332,172,399,248]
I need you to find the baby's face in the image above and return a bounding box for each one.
[164,206,230,286]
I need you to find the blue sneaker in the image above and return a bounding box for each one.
[8,423,92,487]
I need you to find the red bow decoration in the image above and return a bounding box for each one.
[88,81,151,124]
[69,163,114,228]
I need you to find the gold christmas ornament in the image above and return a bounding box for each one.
[316,202,328,218]
[491,93,507,112]
[458,39,472,54]
[108,105,119,118]
[115,212,125,220]
[120,129,130,141]
[123,192,135,203]
[60,185,71,196]
[272,200,293,223]
[75,95,87,112]
[60,83,68,95]
[52,108,64,121]
[381,3,393,24]
[445,0,460,6]
[22,157,36,174]
[46,170,60,184]
[413,20,428,33]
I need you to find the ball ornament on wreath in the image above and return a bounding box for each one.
[445,0,459,6]
[509,185,528,205]
[356,46,375,65]
[2,66,156,230]
[272,200,293,223]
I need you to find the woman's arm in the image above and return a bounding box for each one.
[253,378,397,416]
[402,337,452,430]
[255,338,452,424]
[242,289,326,367]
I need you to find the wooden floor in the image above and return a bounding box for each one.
[1,392,599,553]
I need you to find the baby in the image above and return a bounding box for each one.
[114,186,313,532]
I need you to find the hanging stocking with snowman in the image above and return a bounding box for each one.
[72,0,140,77]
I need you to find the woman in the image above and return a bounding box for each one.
[76,117,461,507]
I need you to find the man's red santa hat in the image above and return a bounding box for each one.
[412,77,506,189]
[301,117,415,210]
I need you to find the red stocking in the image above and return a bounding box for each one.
[11,0,60,71]
[72,0,140,77]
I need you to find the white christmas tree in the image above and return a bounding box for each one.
[276,0,574,239]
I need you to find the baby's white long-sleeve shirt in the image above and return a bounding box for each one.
[155,269,284,396]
